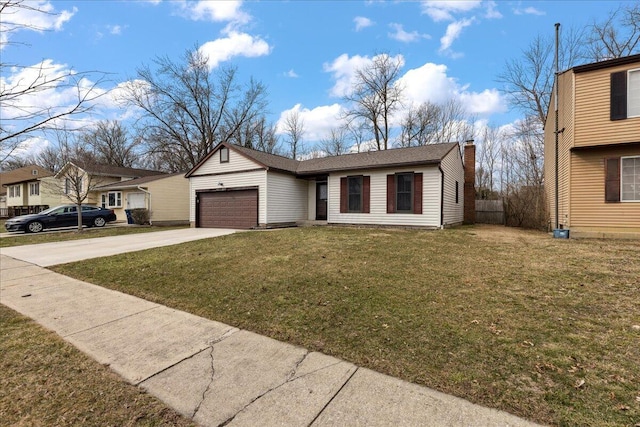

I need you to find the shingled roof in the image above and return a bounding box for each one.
[95,172,185,190]
[186,141,459,177]
[0,165,54,187]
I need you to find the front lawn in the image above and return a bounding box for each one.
[53,225,640,426]
[0,305,195,426]
[0,224,188,248]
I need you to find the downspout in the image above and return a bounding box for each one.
[137,186,152,225]
[439,166,444,229]
[554,22,560,230]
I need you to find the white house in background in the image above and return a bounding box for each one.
[185,141,475,229]
[94,172,189,225]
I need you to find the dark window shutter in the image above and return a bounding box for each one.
[413,173,423,214]
[605,158,620,202]
[363,176,370,213]
[340,177,348,213]
[611,72,627,121]
[387,174,395,213]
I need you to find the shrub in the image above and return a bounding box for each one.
[130,208,150,225]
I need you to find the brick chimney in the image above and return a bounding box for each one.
[463,140,476,224]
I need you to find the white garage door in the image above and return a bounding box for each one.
[127,192,146,209]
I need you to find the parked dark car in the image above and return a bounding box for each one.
[4,205,117,233]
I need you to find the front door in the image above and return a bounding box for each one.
[316,181,327,220]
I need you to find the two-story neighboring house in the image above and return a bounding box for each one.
[0,165,59,216]
[544,54,640,238]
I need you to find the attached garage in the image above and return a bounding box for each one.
[197,189,258,229]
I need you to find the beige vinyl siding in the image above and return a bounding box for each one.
[266,171,307,224]
[39,177,63,208]
[574,62,640,147]
[545,71,575,229]
[307,181,317,221]
[570,145,640,232]
[328,166,441,227]
[441,146,464,226]
[189,170,267,225]
[148,175,189,223]
[192,147,262,175]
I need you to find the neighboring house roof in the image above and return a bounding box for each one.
[95,172,185,190]
[0,165,54,187]
[186,141,460,178]
[571,53,640,74]
[55,161,165,179]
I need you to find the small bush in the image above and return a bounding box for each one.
[130,208,150,225]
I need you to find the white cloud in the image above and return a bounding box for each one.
[180,0,250,24]
[199,31,271,69]
[354,16,374,31]
[276,103,344,142]
[388,23,429,43]
[397,61,506,116]
[439,18,474,55]
[108,25,123,35]
[0,1,76,49]
[484,1,502,19]
[285,69,299,78]
[421,0,482,22]
[323,53,405,98]
[514,6,545,16]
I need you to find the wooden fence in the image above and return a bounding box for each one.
[475,199,504,225]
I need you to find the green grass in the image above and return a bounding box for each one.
[52,225,640,426]
[0,305,195,426]
[0,224,188,248]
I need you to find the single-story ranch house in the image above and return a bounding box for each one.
[185,141,475,229]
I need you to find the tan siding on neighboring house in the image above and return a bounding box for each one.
[440,146,464,226]
[328,166,441,227]
[266,172,308,224]
[307,181,317,221]
[570,145,640,232]
[189,170,267,225]
[191,148,263,175]
[148,175,189,223]
[574,63,640,147]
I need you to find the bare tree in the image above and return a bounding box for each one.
[476,124,503,199]
[79,120,139,167]
[0,1,108,164]
[320,127,349,156]
[281,109,305,159]
[344,118,370,153]
[227,115,280,154]
[121,47,268,171]
[586,3,640,61]
[399,99,474,146]
[343,53,404,150]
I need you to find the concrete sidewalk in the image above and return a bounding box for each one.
[0,228,236,266]
[0,254,542,427]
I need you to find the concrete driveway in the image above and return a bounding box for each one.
[0,228,236,267]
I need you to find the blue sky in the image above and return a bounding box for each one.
[1,0,636,155]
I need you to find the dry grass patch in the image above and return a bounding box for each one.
[53,225,640,426]
[0,305,195,426]
[0,224,188,248]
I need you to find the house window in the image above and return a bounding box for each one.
[611,68,640,120]
[12,185,20,197]
[107,191,122,208]
[387,173,423,214]
[101,194,107,209]
[29,182,40,196]
[396,173,413,212]
[339,175,370,214]
[621,156,640,201]
[64,177,82,194]
[456,181,459,204]
[220,146,229,163]
[348,176,363,212]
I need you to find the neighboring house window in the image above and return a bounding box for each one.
[611,69,640,120]
[107,191,122,208]
[456,181,459,204]
[220,147,229,163]
[29,182,40,196]
[339,175,370,213]
[621,156,640,201]
[101,194,107,209]
[387,173,423,214]
[12,185,21,197]
[64,177,82,194]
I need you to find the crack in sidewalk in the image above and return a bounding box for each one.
[307,367,359,427]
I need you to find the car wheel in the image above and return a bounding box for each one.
[26,221,44,233]
[93,216,106,227]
